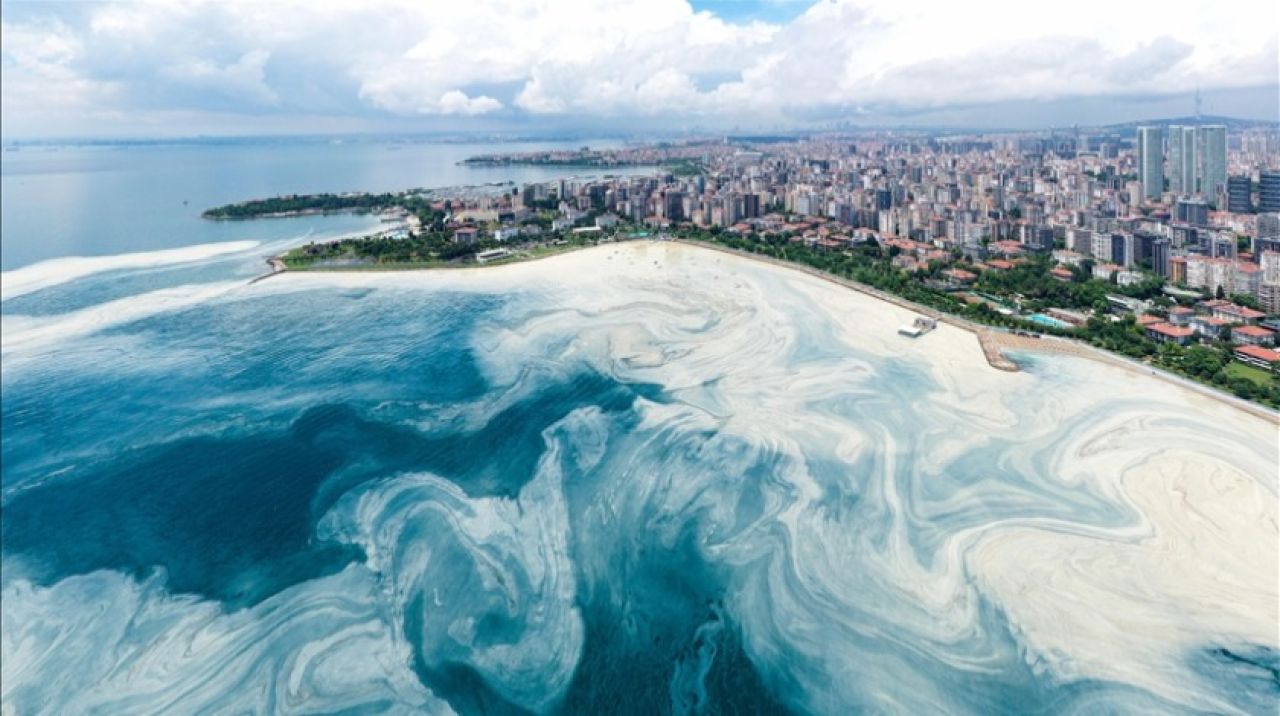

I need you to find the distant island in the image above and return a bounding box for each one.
[461,143,708,176]
[203,192,404,220]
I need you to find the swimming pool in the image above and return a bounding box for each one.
[1027,313,1072,329]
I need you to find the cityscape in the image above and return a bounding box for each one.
[2,0,1277,714]
[260,121,1280,404]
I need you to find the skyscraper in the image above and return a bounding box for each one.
[1197,125,1227,206]
[1260,171,1280,214]
[1228,175,1253,214]
[1136,126,1163,201]
[1167,125,1197,195]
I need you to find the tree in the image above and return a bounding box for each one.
[1182,345,1225,378]
[1215,285,1226,300]
[1230,293,1262,310]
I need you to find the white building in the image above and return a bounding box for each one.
[1184,255,1235,295]
[1117,270,1144,287]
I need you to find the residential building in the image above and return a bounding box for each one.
[1175,198,1209,226]
[1232,325,1276,346]
[1198,125,1228,205]
[1167,125,1198,195]
[1152,238,1171,278]
[1137,126,1163,201]
[1146,322,1195,345]
[1234,344,1280,370]
[1228,175,1253,214]
[1260,171,1280,213]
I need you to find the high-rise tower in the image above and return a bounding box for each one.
[1136,126,1164,201]
[1167,126,1197,195]
[1197,125,1227,206]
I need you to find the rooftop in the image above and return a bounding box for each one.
[1232,325,1275,337]
[1148,323,1195,338]
[1235,345,1280,363]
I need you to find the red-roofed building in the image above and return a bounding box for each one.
[1166,306,1195,326]
[1146,322,1195,345]
[1234,344,1280,370]
[944,268,977,284]
[1208,302,1267,325]
[1049,267,1073,282]
[992,240,1025,256]
[1232,325,1276,346]
[1192,315,1234,339]
[986,259,1015,271]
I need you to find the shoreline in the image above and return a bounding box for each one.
[263,239,1280,424]
[205,207,377,221]
[266,238,602,276]
[676,239,1279,424]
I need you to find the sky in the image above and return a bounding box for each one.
[1,0,1277,139]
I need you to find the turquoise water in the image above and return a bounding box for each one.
[1,145,1277,714]
[1028,313,1072,329]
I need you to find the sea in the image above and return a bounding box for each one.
[1,138,644,270]
[1,138,1277,715]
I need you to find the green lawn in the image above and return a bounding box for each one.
[1226,361,1275,387]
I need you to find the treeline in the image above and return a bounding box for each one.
[203,192,403,219]
[973,256,1166,313]
[282,230,480,267]
[462,156,607,167]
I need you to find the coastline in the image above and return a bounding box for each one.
[205,207,376,221]
[265,238,597,276]
[264,239,1280,424]
[673,239,1280,423]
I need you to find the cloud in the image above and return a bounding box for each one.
[437,90,503,116]
[1,0,1276,136]
[158,49,279,107]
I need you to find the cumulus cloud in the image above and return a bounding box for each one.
[158,49,279,107]
[1,0,1276,136]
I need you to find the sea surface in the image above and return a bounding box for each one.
[1,137,638,270]
[1,143,1278,715]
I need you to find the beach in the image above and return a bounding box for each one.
[272,239,1279,422]
[5,239,1277,714]
[272,241,1277,709]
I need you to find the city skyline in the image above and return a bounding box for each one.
[2,0,1277,139]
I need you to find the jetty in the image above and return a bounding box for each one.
[248,257,286,285]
